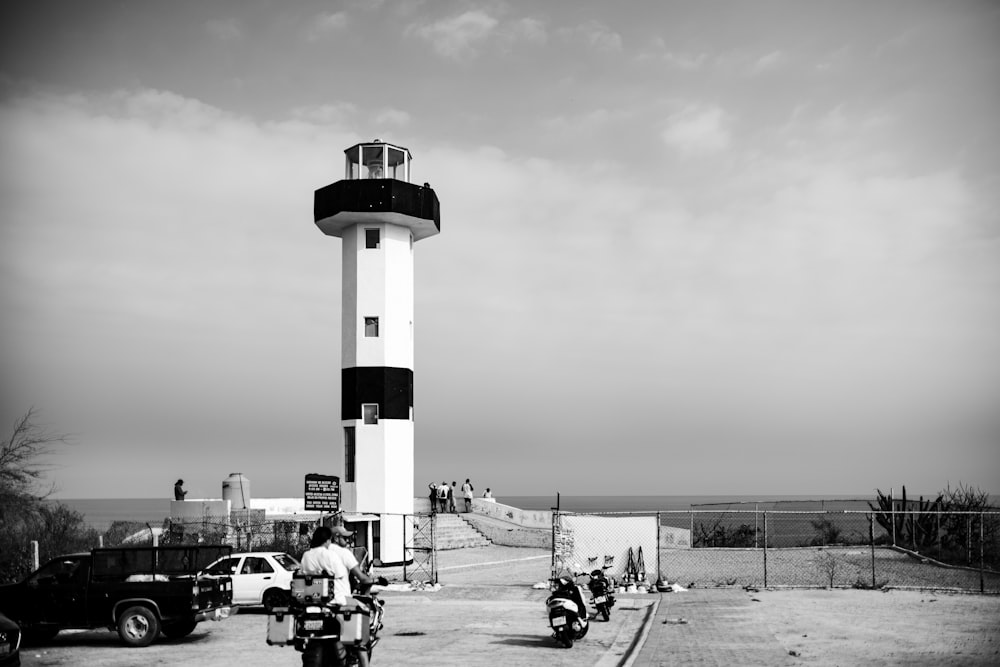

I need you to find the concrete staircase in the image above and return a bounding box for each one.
[433,513,491,550]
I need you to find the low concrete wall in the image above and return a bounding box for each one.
[413,497,433,513]
[409,497,552,547]
[462,514,551,548]
[471,498,551,529]
[169,498,231,520]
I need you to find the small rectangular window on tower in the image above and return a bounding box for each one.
[362,403,378,425]
[364,316,379,337]
[365,228,380,249]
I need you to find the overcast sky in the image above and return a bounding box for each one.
[2,1,998,500]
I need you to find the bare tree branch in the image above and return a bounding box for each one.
[0,407,73,501]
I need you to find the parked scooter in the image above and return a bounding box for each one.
[586,568,616,621]
[546,575,590,648]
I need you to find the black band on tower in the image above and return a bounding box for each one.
[341,367,413,420]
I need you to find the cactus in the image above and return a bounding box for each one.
[869,486,946,550]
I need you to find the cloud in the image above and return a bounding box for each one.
[816,44,852,72]
[289,102,357,126]
[660,104,732,156]
[557,20,622,52]
[541,107,634,135]
[406,10,499,59]
[752,50,785,73]
[1,85,996,497]
[506,17,547,45]
[373,108,411,127]
[204,18,242,41]
[0,88,355,488]
[307,11,348,41]
[637,38,707,69]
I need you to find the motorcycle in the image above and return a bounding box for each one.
[546,575,590,648]
[586,568,616,622]
[268,573,387,666]
[346,589,385,666]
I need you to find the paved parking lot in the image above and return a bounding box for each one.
[18,586,654,666]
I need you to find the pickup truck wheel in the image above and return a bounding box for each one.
[161,618,198,639]
[117,605,160,647]
[262,588,287,612]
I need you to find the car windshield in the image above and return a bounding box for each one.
[204,557,237,576]
[273,553,299,571]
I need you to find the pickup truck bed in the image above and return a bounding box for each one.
[0,545,233,647]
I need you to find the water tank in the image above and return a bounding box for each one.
[222,473,250,510]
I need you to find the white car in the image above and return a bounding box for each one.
[203,552,299,610]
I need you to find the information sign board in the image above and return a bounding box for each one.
[304,474,340,512]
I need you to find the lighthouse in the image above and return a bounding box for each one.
[313,140,440,565]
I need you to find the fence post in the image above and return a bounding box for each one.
[656,511,661,583]
[967,515,973,565]
[891,500,896,546]
[550,510,557,581]
[31,540,39,571]
[755,503,759,549]
[869,514,876,588]
[762,512,768,588]
[980,512,985,594]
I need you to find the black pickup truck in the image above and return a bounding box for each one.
[0,545,233,647]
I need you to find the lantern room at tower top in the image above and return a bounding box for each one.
[345,139,411,181]
[314,139,440,241]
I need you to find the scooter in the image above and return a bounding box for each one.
[586,568,616,622]
[546,575,590,648]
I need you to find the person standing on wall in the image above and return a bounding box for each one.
[461,479,475,512]
[437,481,449,513]
[428,482,438,514]
[448,481,457,513]
[174,479,187,501]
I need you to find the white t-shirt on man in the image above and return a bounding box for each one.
[299,545,349,605]
[330,543,361,603]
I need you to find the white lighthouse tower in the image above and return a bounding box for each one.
[313,140,440,565]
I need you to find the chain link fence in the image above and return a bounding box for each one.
[553,510,1000,593]
[2,506,438,586]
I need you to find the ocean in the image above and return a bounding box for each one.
[50,494,874,530]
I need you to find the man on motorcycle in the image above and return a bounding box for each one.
[299,526,350,666]
[329,525,388,667]
[329,525,376,595]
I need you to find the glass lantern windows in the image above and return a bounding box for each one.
[362,144,384,179]
[343,141,410,182]
[387,147,406,180]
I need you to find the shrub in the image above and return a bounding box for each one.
[810,518,843,546]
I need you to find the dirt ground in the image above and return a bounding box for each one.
[745,588,1000,666]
